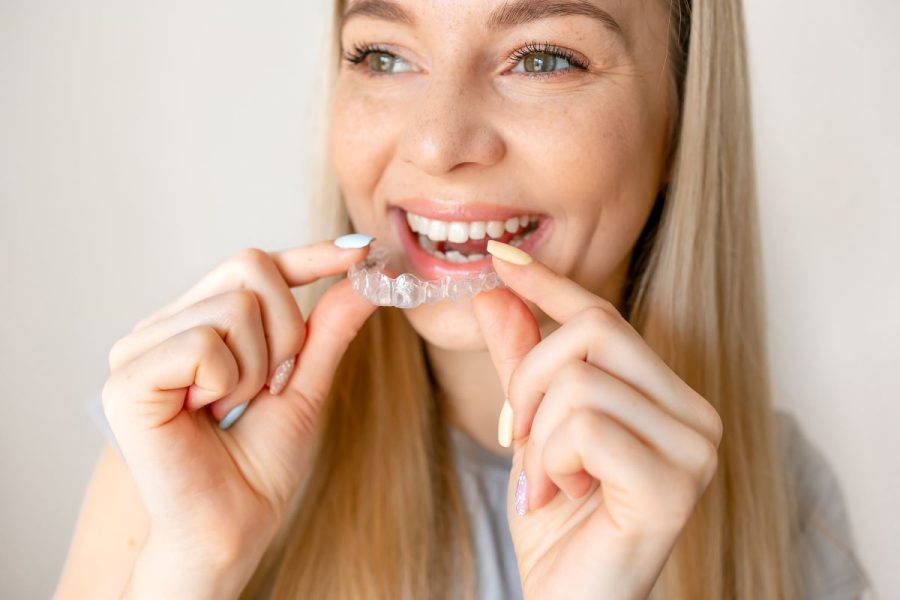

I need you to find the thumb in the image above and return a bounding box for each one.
[281,277,378,414]
[472,288,542,401]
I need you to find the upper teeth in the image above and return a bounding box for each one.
[406,212,537,243]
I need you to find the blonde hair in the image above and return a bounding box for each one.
[243,0,802,598]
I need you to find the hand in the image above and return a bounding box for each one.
[472,244,723,600]
[101,240,377,593]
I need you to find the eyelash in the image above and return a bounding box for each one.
[341,40,590,79]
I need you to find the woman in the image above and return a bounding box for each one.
[56,0,870,598]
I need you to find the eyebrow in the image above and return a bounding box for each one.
[341,0,624,37]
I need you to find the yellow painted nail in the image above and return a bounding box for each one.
[498,399,514,448]
[486,240,532,265]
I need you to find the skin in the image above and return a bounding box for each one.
[56,1,726,598]
[331,0,673,451]
[333,1,722,598]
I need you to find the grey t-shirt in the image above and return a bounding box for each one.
[448,409,871,600]
[87,399,869,599]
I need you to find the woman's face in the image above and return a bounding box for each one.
[331,0,673,351]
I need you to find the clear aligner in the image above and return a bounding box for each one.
[348,247,506,309]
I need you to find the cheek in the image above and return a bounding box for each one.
[510,94,664,202]
[329,85,402,213]
[503,92,667,288]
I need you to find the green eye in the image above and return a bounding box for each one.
[368,52,396,72]
[528,52,562,72]
[363,51,414,74]
[515,51,571,74]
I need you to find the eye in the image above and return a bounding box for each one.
[343,44,416,75]
[512,51,571,74]
[508,42,589,77]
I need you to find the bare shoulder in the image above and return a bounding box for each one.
[54,443,149,599]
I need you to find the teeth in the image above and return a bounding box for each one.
[406,210,540,245]
[447,222,468,243]
[485,221,506,238]
[427,220,448,241]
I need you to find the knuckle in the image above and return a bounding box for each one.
[664,472,700,525]
[570,408,602,443]
[692,437,719,484]
[189,325,224,355]
[225,288,261,321]
[107,336,128,371]
[507,360,527,401]
[310,309,352,347]
[692,394,723,447]
[707,407,724,447]
[100,376,119,413]
[281,311,307,352]
[580,304,622,332]
[232,247,272,273]
[701,439,720,483]
[559,360,592,389]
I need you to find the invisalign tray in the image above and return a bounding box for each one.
[348,246,506,308]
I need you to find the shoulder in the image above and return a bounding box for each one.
[772,409,871,599]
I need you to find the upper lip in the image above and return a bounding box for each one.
[389,198,545,222]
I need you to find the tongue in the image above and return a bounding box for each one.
[441,230,517,255]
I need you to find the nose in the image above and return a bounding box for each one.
[398,75,506,176]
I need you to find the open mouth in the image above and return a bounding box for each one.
[405,211,542,264]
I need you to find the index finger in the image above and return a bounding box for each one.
[269,238,374,288]
[485,239,610,324]
[133,238,372,333]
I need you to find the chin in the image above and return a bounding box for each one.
[401,297,489,352]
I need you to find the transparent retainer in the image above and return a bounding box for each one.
[348,246,506,309]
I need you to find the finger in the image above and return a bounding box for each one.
[135,247,307,386]
[524,360,718,509]
[487,240,612,323]
[109,289,270,420]
[132,240,371,334]
[279,278,379,418]
[513,309,719,443]
[541,408,670,524]
[471,288,542,437]
[102,325,240,434]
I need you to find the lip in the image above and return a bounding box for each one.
[390,198,544,222]
[389,206,552,280]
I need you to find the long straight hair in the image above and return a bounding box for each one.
[242,1,802,598]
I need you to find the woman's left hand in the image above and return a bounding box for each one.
[471,245,723,600]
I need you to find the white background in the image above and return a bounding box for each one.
[1,1,897,597]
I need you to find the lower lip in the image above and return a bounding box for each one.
[390,207,551,280]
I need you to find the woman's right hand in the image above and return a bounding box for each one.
[100,238,377,597]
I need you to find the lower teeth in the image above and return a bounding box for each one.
[416,229,535,262]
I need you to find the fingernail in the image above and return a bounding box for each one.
[218,401,249,430]
[486,240,532,265]
[498,399,514,448]
[515,469,528,516]
[268,356,296,396]
[334,233,376,249]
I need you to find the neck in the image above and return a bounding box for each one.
[426,340,508,457]
[426,253,634,459]
[425,319,560,459]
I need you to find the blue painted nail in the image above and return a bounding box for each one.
[218,401,249,430]
[334,233,376,249]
